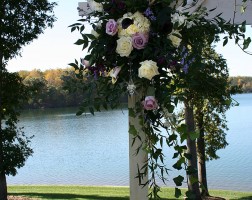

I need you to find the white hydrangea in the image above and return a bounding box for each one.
[117,13,133,37]
[132,11,151,33]
[185,20,195,28]
[117,11,150,37]
[171,12,187,26]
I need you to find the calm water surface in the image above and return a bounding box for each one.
[7,94,252,192]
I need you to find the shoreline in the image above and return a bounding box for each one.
[8,184,252,193]
[8,185,252,200]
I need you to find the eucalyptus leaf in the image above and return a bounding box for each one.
[74,39,85,45]
[173,175,184,186]
[129,125,138,136]
[175,188,182,198]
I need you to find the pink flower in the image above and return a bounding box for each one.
[109,66,121,84]
[142,96,158,110]
[106,19,118,36]
[81,59,90,67]
[132,33,148,49]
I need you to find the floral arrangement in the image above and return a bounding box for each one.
[69,0,250,199]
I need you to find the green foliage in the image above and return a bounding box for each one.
[191,47,240,160]
[175,187,182,198]
[173,175,184,187]
[0,0,57,61]
[0,71,33,176]
[0,1,57,198]
[69,0,252,199]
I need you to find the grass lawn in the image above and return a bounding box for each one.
[8,186,252,200]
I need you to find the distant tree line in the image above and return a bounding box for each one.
[17,69,251,109]
[229,76,252,93]
[18,68,86,109]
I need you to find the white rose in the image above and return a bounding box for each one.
[88,0,103,12]
[168,31,182,48]
[138,60,159,80]
[116,37,133,57]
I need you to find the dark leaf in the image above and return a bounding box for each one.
[173,175,184,186]
[89,107,95,115]
[175,188,182,198]
[129,125,138,136]
[243,37,251,50]
[71,27,76,32]
[223,38,228,46]
[76,110,83,116]
[74,39,85,45]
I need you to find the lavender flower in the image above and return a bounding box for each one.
[180,47,195,74]
[106,19,118,36]
[182,64,189,74]
[132,33,149,49]
[144,8,153,17]
[150,15,157,21]
[144,7,156,21]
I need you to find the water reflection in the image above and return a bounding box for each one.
[7,94,252,192]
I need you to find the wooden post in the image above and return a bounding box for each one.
[128,93,148,200]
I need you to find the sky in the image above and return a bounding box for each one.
[6,0,252,76]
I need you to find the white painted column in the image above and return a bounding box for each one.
[128,94,148,200]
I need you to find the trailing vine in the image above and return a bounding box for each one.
[69,0,251,199]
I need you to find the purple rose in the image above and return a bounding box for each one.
[142,96,158,110]
[132,33,149,50]
[106,19,118,36]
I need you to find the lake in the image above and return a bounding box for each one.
[7,94,252,192]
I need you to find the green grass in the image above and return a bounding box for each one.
[8,185,252,200]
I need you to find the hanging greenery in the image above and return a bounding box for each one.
[69,0,251,199]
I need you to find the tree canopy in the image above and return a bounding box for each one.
[0,0,57,62]
[0,70,33,177]
[0,1,57,199]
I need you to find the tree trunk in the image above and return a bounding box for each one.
[197,113,209,196]
[0,2,8,198]
[184,100,202,200]
[0,172,7,200]
[0,53,8,200]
